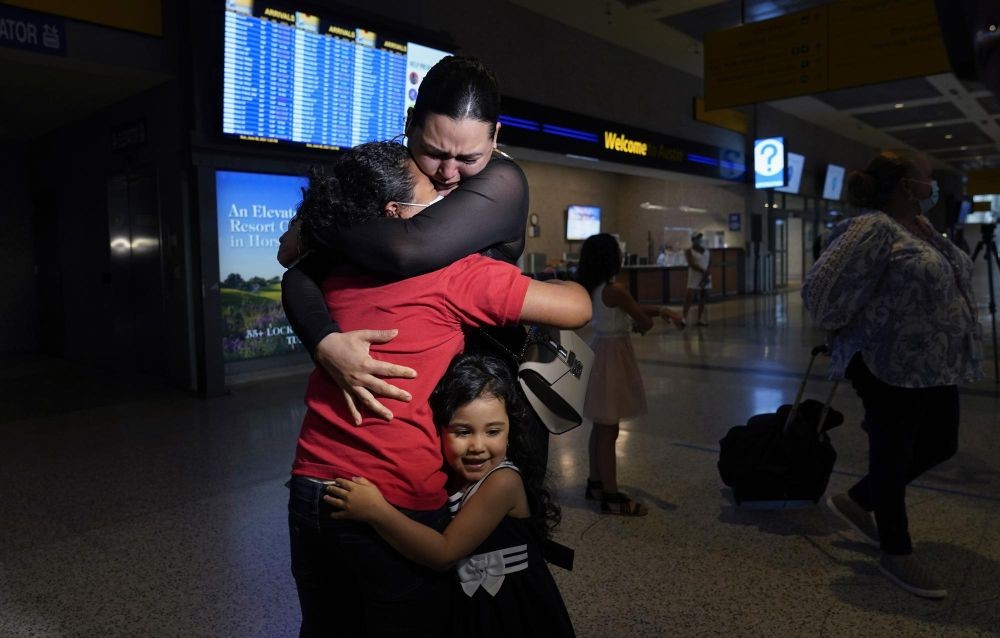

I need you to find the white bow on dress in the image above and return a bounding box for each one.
[456,544,528,597]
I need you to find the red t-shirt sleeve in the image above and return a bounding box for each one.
[443,255,530,327]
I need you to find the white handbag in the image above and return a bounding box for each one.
[517,327,594,434]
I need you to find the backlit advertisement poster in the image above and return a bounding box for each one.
[216,170,308,362]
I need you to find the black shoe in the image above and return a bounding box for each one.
[584,479,602,500]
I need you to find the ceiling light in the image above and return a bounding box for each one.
[924,122,933,127]
[639,202,667,210]
[894,103,904,109]
[945,134,953,139]
[961,146,968,150]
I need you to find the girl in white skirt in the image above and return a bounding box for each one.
[576,233,684,516]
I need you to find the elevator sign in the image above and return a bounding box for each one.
[754,137,786,189]
[0,3,65,56]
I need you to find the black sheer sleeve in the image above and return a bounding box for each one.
[281,254,339,356]
[308,156,529,274]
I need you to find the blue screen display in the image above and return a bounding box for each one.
[222,1,449,150]
[566,205,601,241]
[754,137,785,189]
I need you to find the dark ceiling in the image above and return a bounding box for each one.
[651,0,1000,172]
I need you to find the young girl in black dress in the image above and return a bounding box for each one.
[325,353,575,637]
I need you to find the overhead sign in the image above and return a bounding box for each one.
[693,98,749,135]
[705,0,950,109]
[498,96,746,182]
[0,3,65,55]
[776,152,805,194]
[967,169,1000,196]
[706,9,828,110]
[827,0,948,91]
[754,137,785,189]
[3,0,162,36]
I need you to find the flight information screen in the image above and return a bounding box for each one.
[222,1,449,150]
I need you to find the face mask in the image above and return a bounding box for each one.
[398,194,444,208]
[918,180,940,214]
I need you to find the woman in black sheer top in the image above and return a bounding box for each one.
[281,55,530,423]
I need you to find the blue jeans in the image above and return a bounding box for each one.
[287,476,451,637]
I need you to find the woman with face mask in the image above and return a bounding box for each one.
[802,149,982,600]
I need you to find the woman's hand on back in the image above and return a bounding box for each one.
[313,330,417,424]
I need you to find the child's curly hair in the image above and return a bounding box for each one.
[430,352,561,540]
[296,141,415,244]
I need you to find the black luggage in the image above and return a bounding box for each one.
[718,345,844,505]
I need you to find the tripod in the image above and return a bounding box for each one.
[970,223,1000,384]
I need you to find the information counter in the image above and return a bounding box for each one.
[614,248,744,304]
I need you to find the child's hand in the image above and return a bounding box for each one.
[323,477,388,522]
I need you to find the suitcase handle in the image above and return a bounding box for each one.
[783,344,839,435]
[811,344,830,357]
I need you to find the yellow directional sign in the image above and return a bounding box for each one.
[694,98,749,134]
[827,0,949,90]
[967,169,1000,196]
[705,8,828,110]
[705,0,950,109]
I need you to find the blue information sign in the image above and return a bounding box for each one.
[754,137,785,189]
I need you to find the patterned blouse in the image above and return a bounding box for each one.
[802,212,982,388]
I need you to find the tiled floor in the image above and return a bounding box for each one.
[2,287,998,637]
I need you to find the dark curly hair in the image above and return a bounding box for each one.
[430,352,561,540]
[296,141,415,244]
[575,233,622,295]
[408,55,500,138]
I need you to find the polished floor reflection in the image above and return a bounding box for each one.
[1,286,998,637]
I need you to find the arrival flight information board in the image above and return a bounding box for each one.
[222,1,449,150]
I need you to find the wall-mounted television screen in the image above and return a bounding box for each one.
[216,169,308,362]
[222,1,450,150]
[775,152,804,194]
[822,164,845,200]
[566,205,601,241]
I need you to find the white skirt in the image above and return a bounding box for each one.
[583,334,647,423]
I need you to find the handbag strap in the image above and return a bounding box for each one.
[473,326,537,364]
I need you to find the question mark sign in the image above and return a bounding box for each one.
[762,144,778,170]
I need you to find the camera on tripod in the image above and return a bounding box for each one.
[979,222,996,243]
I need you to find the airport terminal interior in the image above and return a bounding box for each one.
[1,0,999,636]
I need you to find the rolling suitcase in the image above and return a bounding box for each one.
[718,345,844,506]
